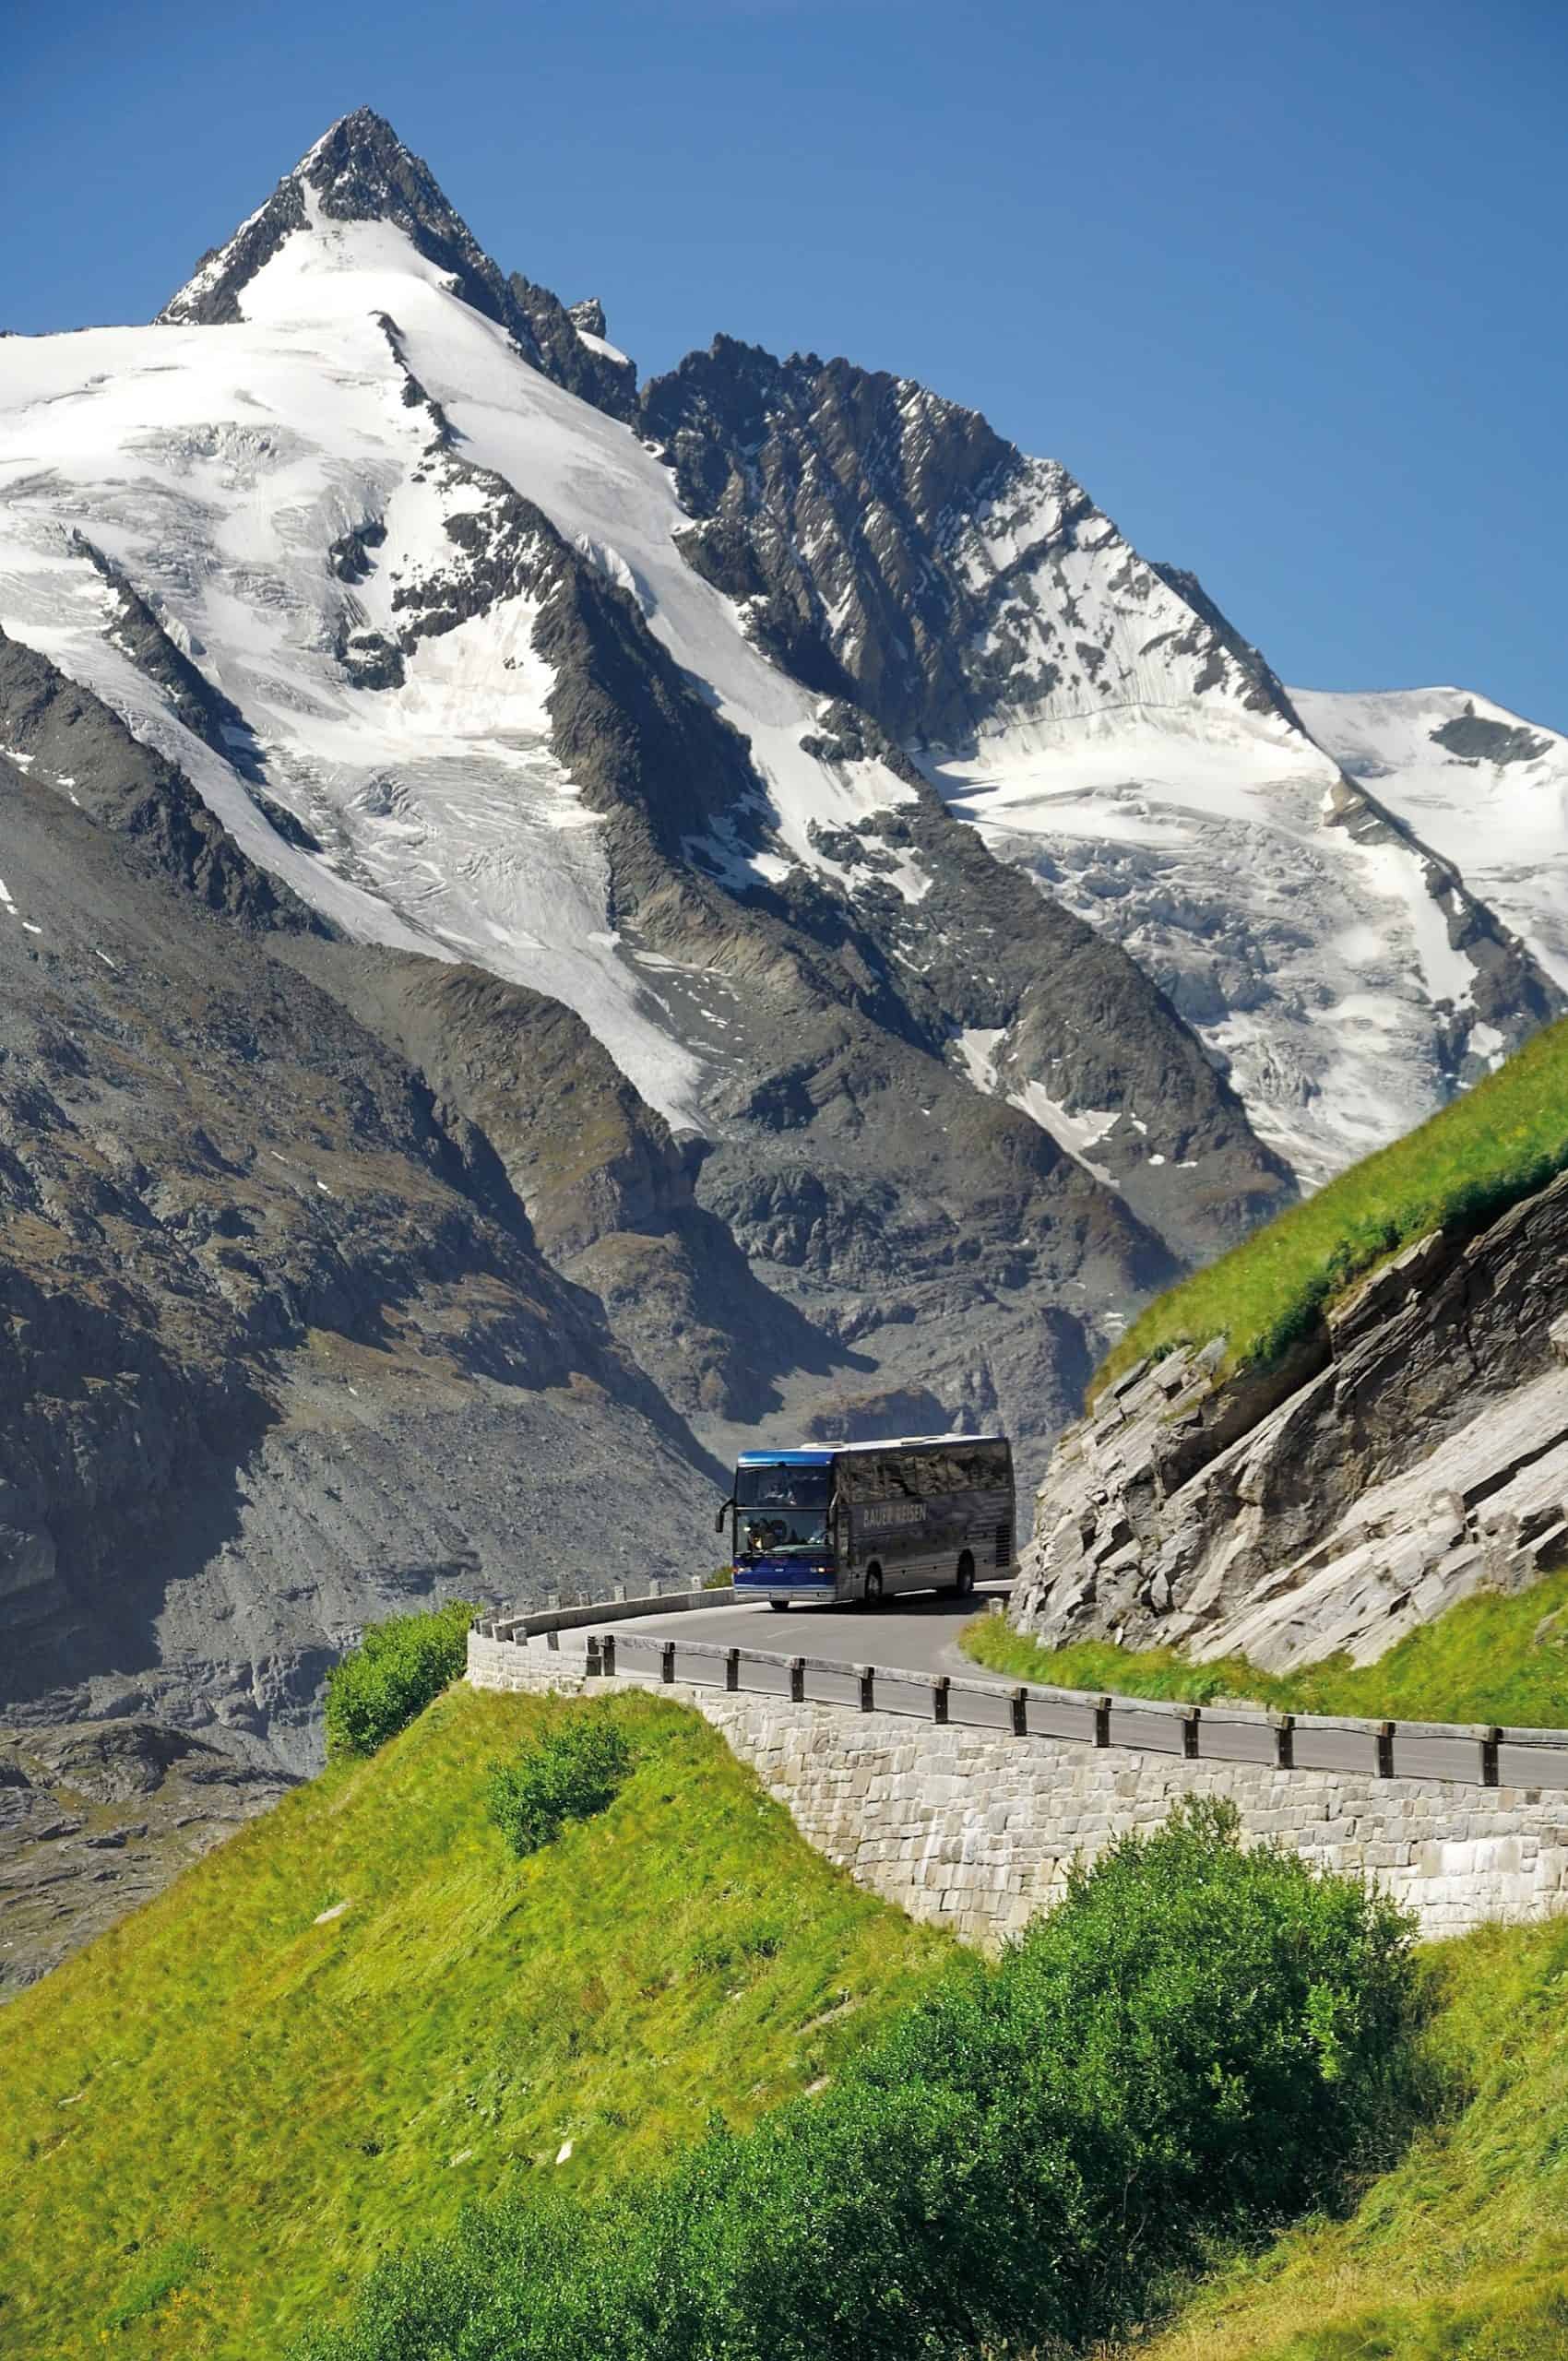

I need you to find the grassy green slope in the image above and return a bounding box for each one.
[963,1566,1568,1729]
[1096,1014,1568,1397]
[0,1685,945,2361]
[1135,1915,1568,2361]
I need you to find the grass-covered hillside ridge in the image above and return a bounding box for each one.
[1095,1014,1568,1396]
[965,1564,1568,1729]
[1137,1912,1568,2361]
[0,1685,945,2361]
[298,1800,1421,2361]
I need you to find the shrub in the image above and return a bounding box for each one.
[295,1800,1422,2361]
[323,1601,475,1761]
[485,1710,633,1857]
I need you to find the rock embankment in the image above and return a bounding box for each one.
[1011,1168,1568,1670]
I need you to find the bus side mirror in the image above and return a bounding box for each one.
[715,1501,733,1535]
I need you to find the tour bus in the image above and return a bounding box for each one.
[716,1433,1015,1610]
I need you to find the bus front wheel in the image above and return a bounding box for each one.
[864,1566,885,1606]
[956,1551,976,1597]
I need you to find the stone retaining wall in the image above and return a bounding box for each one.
[468,1632,1568,1947]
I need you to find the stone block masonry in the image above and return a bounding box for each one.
[468,1633,1568,1948]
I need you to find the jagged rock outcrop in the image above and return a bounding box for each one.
[1012,1167,1568,1670]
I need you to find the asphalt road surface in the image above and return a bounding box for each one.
[617,1584,1008,1682]
[555,1585,1568,1789]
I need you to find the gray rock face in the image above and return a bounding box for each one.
[0,730,717,1953]
[0,627,323,937]
[289,355,1279,1465]
[1430,702,1553,767]
[0,1718,291,1998]
[292,944,848,1427]
[638,341,1298,752]
[1012,1167,1568,1669]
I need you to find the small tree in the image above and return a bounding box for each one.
[486,1711,633,1857]
[324,1601,475,1761]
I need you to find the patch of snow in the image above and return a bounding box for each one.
[924,689,1556,1187]
[952,1024,1005,1093]
[1008,1083,1121,1186]
[1292,684,1568,994]
[575,326,629,367]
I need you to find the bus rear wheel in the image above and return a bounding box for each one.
[769,1598,791,1613]
[956,1551,976,1597]
[864,1566,885,1606]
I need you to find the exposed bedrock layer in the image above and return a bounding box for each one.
[1012,1167,1568,1669]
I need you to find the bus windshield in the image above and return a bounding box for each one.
[734,1463,831,1558]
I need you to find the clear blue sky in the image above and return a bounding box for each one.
[5,0,1563,729]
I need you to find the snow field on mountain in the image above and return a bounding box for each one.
[1295,684,1568,992]
[952,457,1274,726]
[0,203,939,1133]
[4,122,1562,1201]
[926,699,1541,1185]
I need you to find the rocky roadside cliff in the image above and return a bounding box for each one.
[1011,1166,1568,1670]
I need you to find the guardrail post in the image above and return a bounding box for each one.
[1376,1722,1396,1778]
[647,1578,662,1598]
[544,1589,560,1611]
[601,1633,616,1679]
[858,1665,874,1713]
[612,1582,626,1603]
[1094,1696,1111,1749]
[1181,1705,1200,1761]
[1274,1713,1295,1770]
[725,1647,740,1693]
[790,1657,805,1705]
[660,1642,676,1685]
[1011,1686,1028,1738]
[1481,1726,1501,1787]
[584,1634,603,1679]
[932,1675,950,1725]
[546,1627,561,1654]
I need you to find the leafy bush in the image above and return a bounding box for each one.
[295,1800,1422,2361]
[323,1601,475,1761]
[485,1709,632,1857]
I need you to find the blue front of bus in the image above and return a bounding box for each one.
[728,1449,838,1607]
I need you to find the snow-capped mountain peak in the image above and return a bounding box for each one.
[158,108,641,423]
[160,108,499,330]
